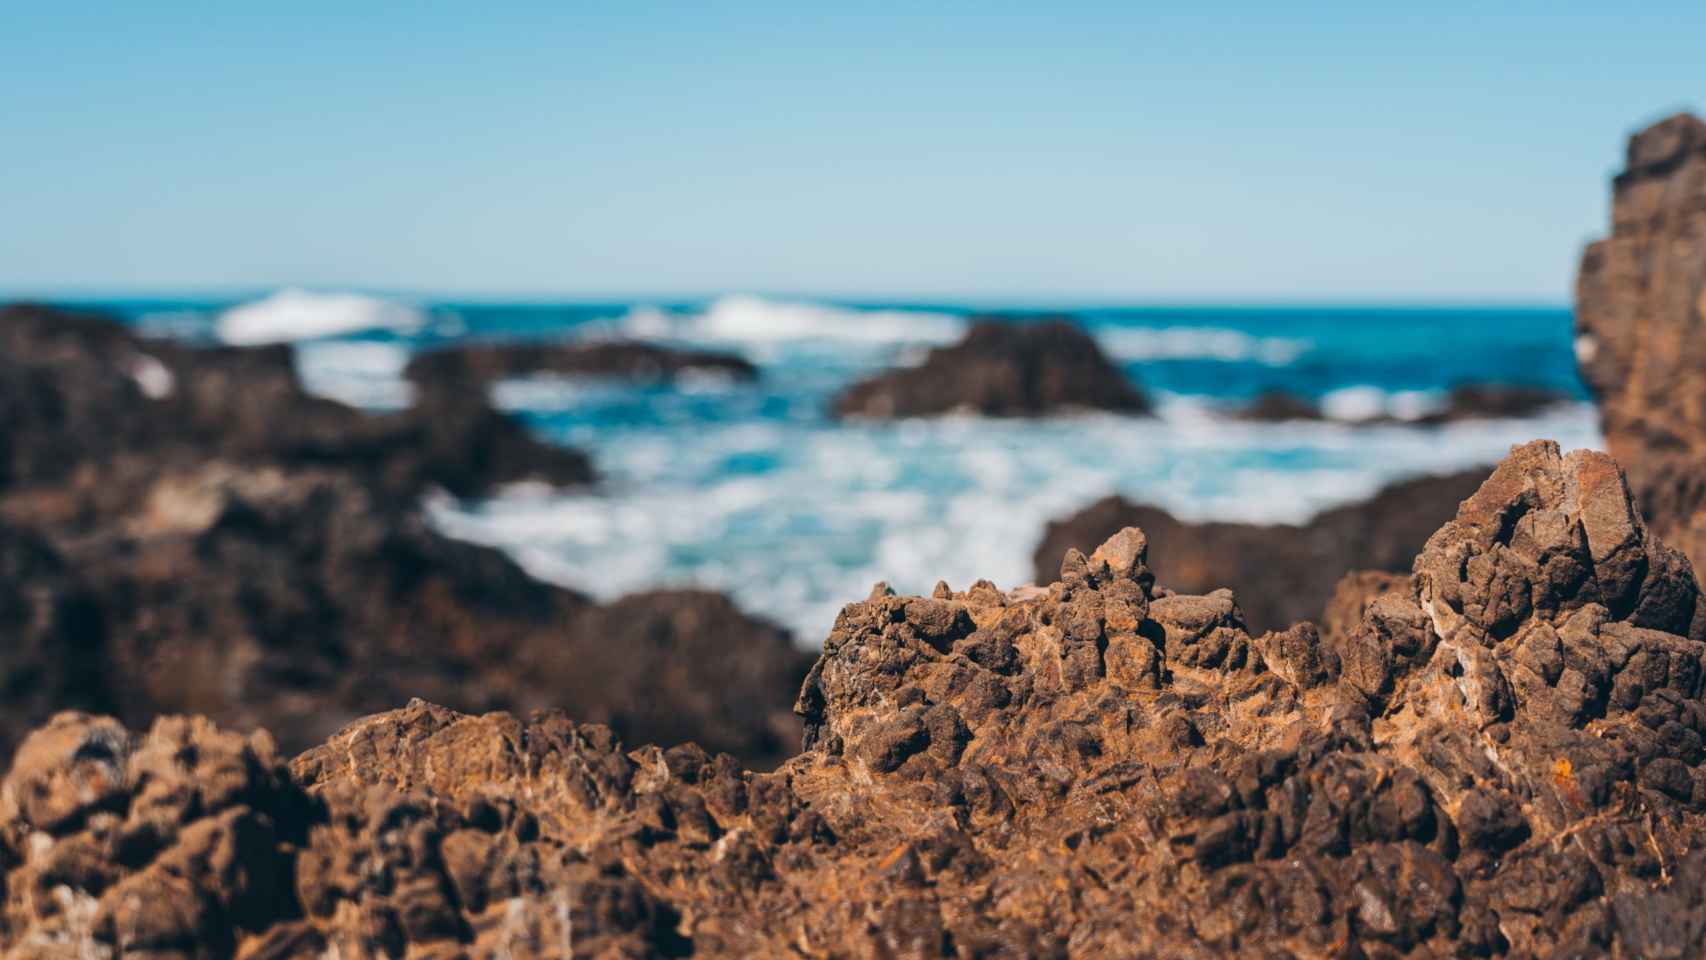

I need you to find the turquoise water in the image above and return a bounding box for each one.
[85,292,1600,642]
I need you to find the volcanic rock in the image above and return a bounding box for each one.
[405,339,758,394]
[832,316,1150,418]
[1576,111,1706,577]
[1033,468,1488,632]
[6,441,1706,955]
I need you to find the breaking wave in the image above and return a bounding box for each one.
[217,289,424,345]
[1096,326,1311,366]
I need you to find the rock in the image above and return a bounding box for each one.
[1033,468,1488,632]
[1233,383,1571,424]
[1575,112,1706,578]
[4,443,1703,955]
[0,304,806,770]
[1236,389,1324,421]
[1321,570,1412,643]
[831,316,1149,418]
[516,590,814,768]
[0,302,594,500]
[1416,384,1573,424]
[0,462,808,770]
[405,339,758,393]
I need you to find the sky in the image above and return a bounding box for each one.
[1,3,1700,303]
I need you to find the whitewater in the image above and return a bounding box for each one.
[112,291,1600,643]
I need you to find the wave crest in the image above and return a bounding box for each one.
[217,289,424,345]
[622,295,964,347]
[1096,327,1311,366]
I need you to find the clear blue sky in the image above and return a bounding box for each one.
[2,2,1699,302]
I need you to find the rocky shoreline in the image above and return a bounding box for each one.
[5,442,1706,955]
[0,304,811,769]
[0,111,1702,955]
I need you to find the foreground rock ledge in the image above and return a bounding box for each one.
[7,441,1706,957]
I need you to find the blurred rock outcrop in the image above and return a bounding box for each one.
[1576,111,1706,579]
[1235,383,1572,424]
[832,316,1150,418]
[405,338,757,395]
[0,303,595,499]
[0,305,810,768]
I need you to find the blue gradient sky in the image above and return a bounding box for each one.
[2,3,1700,302]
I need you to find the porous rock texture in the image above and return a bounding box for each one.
[7,440,1706,956]
[0,305,810,769]
[832,317,1150,418]
[1033,469,1488,633]
[405,339,758,395]
[1576,111,1706,580]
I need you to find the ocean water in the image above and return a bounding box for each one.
[83,291,1602,644]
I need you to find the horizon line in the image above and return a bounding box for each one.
[2,285,1573,312]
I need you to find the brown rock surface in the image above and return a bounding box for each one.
[1032,468,1488,633]
[832,316,1150,418]
[405,338,758,393]
[6,441,1706,956]
[1576,111,1706,578]
[1321,569,1413,643]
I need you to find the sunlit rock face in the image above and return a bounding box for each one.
[1577,111,1706,577]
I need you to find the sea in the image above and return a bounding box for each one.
[73,290,1602,644]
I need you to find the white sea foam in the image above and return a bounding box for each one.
[622,295,964,348]
[1319,385,1449,422]
[1096,327,1311,366]
[428,399,1605,645]
[217,289,424,345]
[292,341,415,410]
[127,353,175,399]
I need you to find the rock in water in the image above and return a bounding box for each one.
[5,440,1706,955]
[1033,468,1488,632]
[0,302,595,499]
[1576,112,1706,576]
[832,316,1150,418]
[1235,384,1570,424]
[0,305,808,770]
[406,339,758,393]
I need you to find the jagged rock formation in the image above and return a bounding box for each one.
[1235,384,1571,424]
[832,317,1150,418]
[1576,111,1706,579]
[405,339,757,394]
[1320,569,1412,643]
[0,303,594,499]
[6,441,1706,956]
[1033,469,1488,632]
[0,305,810,769]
